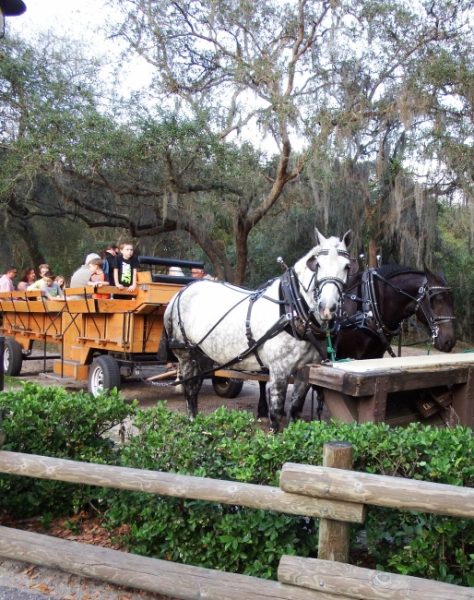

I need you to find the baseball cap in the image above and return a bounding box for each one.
[85,253,101,265]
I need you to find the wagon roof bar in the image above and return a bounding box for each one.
[138,256,205,270]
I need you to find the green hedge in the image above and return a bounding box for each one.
[0,383,136,518]
[0,388,472,586]
[105,403,474,585]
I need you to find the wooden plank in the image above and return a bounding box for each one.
[329,352,474,373]
[451,367,474,427]
[0,526,353,600]
[318,443,353,562]
[322,390,358,423]
[0,451,365,523]
[357,377,388,423]
[278,556,474,600]
[214,369,270,382]
[280,464,474,519]
[306,365,376,396]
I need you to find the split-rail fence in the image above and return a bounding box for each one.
[0,441,472,600]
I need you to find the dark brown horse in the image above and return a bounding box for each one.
[257,265,456,420]
[333,264,456,359]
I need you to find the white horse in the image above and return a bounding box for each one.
[164,228,352,431]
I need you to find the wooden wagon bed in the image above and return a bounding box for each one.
[0,271,183,392]
[306,353,474,427]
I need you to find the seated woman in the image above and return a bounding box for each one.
[17,267,36,291]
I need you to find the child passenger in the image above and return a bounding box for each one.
[113,242,139,292]
[55,275,66,292]
[27,270,63,299]
[87,258,110,299]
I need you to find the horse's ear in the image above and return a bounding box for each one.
[315,227,327,245]
[307,256,318,272]
[342,229,353,249]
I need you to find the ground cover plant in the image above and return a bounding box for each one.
[0,387,472,585]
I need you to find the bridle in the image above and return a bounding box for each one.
[344,268,455,348]
[416,282,456,342]
[304,247,351,308]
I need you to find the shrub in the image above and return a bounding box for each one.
[104,404,474,584]
[0,390,472,585]
[0,383,136,518]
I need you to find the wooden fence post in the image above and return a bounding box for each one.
[317,441,352,562]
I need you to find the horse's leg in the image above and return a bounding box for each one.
[289,376,310,422]
[177,354,203,419]
[257,380,269,418]
[267,373,288,432]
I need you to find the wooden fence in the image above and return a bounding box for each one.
[0,442,472,600]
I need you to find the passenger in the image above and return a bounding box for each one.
[70,253,101,288]
[168,266,185,277]
[27,270,63,299]
[113,242,139,292]
[87,258,110,299]
[102,244,119,280]
[0,266,17,292]
[55,275,66,292]
[17,267,36,291]
[37,263,50,277]
[192,267,216,281]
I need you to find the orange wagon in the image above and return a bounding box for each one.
[0,257,244,397]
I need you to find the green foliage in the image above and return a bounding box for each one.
[104,404,474,584]
[0,387,471,584]
[0,383,136,517]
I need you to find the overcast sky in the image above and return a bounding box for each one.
[9,0,110,42]
[7,1,154,95]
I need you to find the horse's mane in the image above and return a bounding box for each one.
[377,264,424,279]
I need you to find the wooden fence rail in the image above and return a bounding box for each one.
[280,462,474,518]
[0,450,364,522]
[0,445,473,599]
[0,525,347,600]
[278,556,474,600]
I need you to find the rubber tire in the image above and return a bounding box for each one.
[212,376,244,398]
[3,337,23,376]
[88,355,121,397]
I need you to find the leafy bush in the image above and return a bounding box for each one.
[0,389,472,585]
[104,404,474,584]
[0,383,136,517]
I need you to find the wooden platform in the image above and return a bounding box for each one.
[306,353,474,427]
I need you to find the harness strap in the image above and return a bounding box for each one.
[279,269,330,359]
[174,311,292,386]
[245,290,266,368]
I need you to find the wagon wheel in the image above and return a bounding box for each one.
[3,338,23,376]
[212,376,244,398]
[88,355,121,397]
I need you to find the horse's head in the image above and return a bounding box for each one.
[299,227,352,323]
[418,268,456,352]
